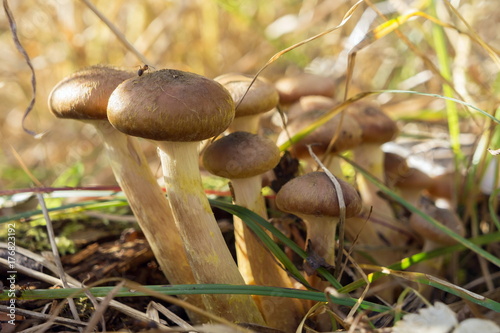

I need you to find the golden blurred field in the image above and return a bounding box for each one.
[2,0,497,191]
[1,0,500,331]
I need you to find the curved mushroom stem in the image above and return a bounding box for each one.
[300,215,338,290]
[91,121,206,323]
[230,176,304,331]
[157,141,265,324]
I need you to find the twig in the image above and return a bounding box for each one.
[2,0,39,137]
[35,193,83,332]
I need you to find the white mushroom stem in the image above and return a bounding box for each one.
[92,121,205,322]
[156,141,265,324]
[230,176,304,331]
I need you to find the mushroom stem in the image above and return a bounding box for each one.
[228,114,261,134]
[91,121,206,322]
[230,176,267,284]
[302,215,338,266]
[230,176,304,331]
[157,141,265,324]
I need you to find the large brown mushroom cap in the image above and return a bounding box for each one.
[48,65,134,120]
[276,171,361,218]
[348,102,398,144]
[203,131,280,179]
[286,95,336,121]
[108,69,235,142]
[214,73,279,117]
[275,73,335,104]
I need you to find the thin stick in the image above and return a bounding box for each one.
[35,193,83,331]
[80,0,152,66]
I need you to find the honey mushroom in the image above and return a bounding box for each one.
[47,65,205,322]
[202,131,304,332]
[275,171,362,290]
[214,73,279,134]
[107,69,265,324]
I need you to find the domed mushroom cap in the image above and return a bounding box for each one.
[276,172,361,218]
[409,205,465,246]
[277,109,362,158]
[203,131,280,179]
[347,102,398,144]
[48,65,134,120]
[214,73,279,117]
[275,73,335,104]
[108,69,235,142]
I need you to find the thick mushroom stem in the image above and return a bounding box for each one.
[202,131,304,330]
[230,177,304,331]
[300,215,338,267]
[157,141,265,324]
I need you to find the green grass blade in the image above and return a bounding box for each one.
[210,199,343,289]
[7,284,391,313]
[208,198,310,288]
[343,157,500,267]
[430,0,463,166]
[339,232,500,293]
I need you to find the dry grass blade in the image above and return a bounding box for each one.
[35,193,83,331]
[82,282,125,333]
[148,301,194,330]
[306,144,346,278]
[79,0,152,66]
[236,0,364,111]
[0,249,169,329]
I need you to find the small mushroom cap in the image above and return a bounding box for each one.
[347,102,398,144]
[276,172,361,218]
[384,152,410,186]
[409,205,465,245]
[108,69,235,142]
[276,109,362,158]
[203,131,280,179]
[214,73,279,117]
[384,153,432,189]
[426,172,455,200]
[274,73,335,104]
[48,65,134,120]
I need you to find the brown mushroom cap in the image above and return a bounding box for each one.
[409,205,465,246]
[384,152,410,186]
[274,73,335,104]
[347,102,398,144]
[108,69,235,142]
[277,109,362,158]
[384,153,432,189]
[214,73,279,117]
[203,131,280,179]
[426,172,455,201]
[276,171,361,218]
[48,65,134,120]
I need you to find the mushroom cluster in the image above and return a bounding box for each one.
[47,66,469,331]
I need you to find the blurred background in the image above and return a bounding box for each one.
[1,0,499,191]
